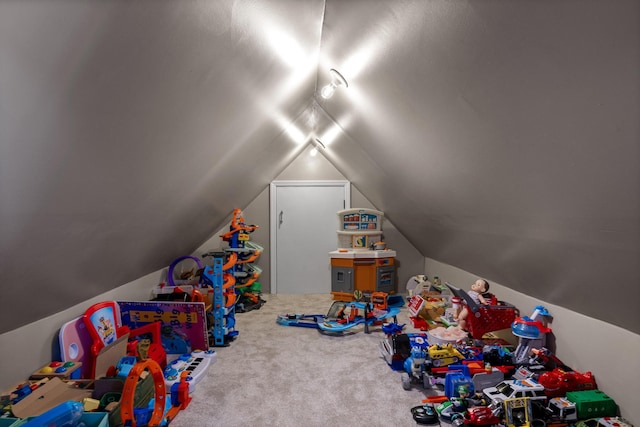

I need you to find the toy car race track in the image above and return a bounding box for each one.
[277,296,402,334]
[317,300,400,333]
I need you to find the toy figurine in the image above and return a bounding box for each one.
[455,279,490,331]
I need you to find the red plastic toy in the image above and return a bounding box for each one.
[538,368,598,398]
[459,406,502,426]
[445,283,518,340]
[127,321,167,369]
[82,301,130,378]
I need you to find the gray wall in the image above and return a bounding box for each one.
[194,144,426,293]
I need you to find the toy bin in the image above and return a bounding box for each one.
[12,413,107,427]
[79,412,109,427]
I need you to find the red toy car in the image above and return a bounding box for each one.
[453,406,502,427]
[538,368,597,398]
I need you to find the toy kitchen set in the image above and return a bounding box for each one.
[329,208,396,300]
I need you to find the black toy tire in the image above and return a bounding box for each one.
[411,406,439,425]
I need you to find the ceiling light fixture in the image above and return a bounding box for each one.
[320,69,348,99]
[310,138,326,157]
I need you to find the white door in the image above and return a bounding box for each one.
[270,181,350,294]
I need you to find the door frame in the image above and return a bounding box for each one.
[269,180,351,293]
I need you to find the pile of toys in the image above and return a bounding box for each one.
[380,277,633,427]
[0,300,207,426]
[274,274,632,426]
[0,209,264,426]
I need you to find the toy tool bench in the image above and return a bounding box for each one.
[330,208,396,299]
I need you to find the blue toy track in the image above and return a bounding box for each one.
[276,313,325,328]
[277,295,402,334]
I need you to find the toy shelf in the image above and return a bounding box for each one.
[336,209,384,250]
[337,208,383,232]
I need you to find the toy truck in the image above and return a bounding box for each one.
[401,343,467,390]
[379,332,429,371]
[402,346,430,390]
[428,344,466,367]
[538,368,598,398]
[566,390,618,420]
[546,397,578,425]
[451,405,502,427]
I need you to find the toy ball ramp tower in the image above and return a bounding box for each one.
[202,209,263,347]
[223,210,264,313]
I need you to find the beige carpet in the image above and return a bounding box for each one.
[168,293,436,427]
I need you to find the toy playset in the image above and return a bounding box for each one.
[58,315,98,379]
[162,350,216,394]
[0,206,634,427]
[277,291,403,334]
[83,302,131,379]
[0,208,268,426]
[219,208,265,312]
[117,300,209,354]
[394,279,631,427]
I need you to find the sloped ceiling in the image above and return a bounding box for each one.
[315,0,639,334]
[1,0,638,335]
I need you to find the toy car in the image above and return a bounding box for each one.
[537,368,598,398]
[402,346,431,390]
[379,332,429,371]
[454,406,502,427]
[483,379,547,406]
[435,398,469,423]
[428,344,466,367]
[595,417,634,427]
[546,397,578,423]
[483,346,514,367]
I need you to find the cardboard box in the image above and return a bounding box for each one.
[11,378,92,419]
